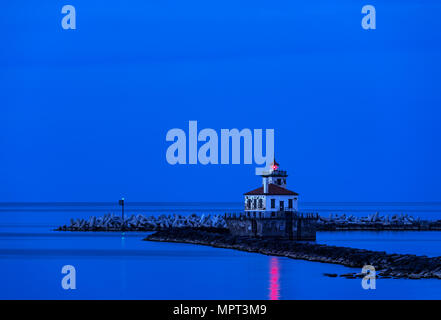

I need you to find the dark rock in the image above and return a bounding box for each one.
[145,228,441,280]
[324,273,338,277]
[340,273,356,277]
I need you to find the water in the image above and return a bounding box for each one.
[1,202,441,299]
[317,231,441,257]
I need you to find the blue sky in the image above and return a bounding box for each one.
[1,0,441,202]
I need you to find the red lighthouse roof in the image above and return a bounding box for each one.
[244,183,299,196]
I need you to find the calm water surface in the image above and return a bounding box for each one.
[1,203,441,299]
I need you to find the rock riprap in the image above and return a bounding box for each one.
[317,212,441,230]
[57,212,441,231]
[145,228,441,280]
[56,213,227,231]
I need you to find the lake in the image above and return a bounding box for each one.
[1,202,441,299]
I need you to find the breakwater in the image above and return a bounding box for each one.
[317,212,441,230]
[56,213,227,231]
[56,212,441,231]
[145,228,441,280]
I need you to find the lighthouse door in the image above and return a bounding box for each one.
[279,201,284,211]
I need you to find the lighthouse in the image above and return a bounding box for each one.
[244,159,299,216]
[224,159,317,240]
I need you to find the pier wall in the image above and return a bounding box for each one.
[224,212,317,240]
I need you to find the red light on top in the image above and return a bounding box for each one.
[270,159,279,171]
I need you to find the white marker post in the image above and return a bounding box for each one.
[118,197,125,231]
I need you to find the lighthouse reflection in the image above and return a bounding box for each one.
[268,256,280,300]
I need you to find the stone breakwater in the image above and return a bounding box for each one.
[317,212,441,231]
[57,212,441,232]
[56,213,227,231]
[145,228,441,280]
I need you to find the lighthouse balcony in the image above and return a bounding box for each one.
[228,210,317,219]
[244,204,267,210]
[244,205,296,212]
[262,170,288,177]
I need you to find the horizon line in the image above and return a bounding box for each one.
[1,201,441,207]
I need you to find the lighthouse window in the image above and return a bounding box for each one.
[271,199,275,208]
[288,199,293,208]
[277,178,281,185]
[247,199,251,209]
[258,199,263,208]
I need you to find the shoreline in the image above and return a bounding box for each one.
[145,228,441,280]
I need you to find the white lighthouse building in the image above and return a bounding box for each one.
[244,159,299,216]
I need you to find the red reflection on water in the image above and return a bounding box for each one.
[268,257,280,300]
